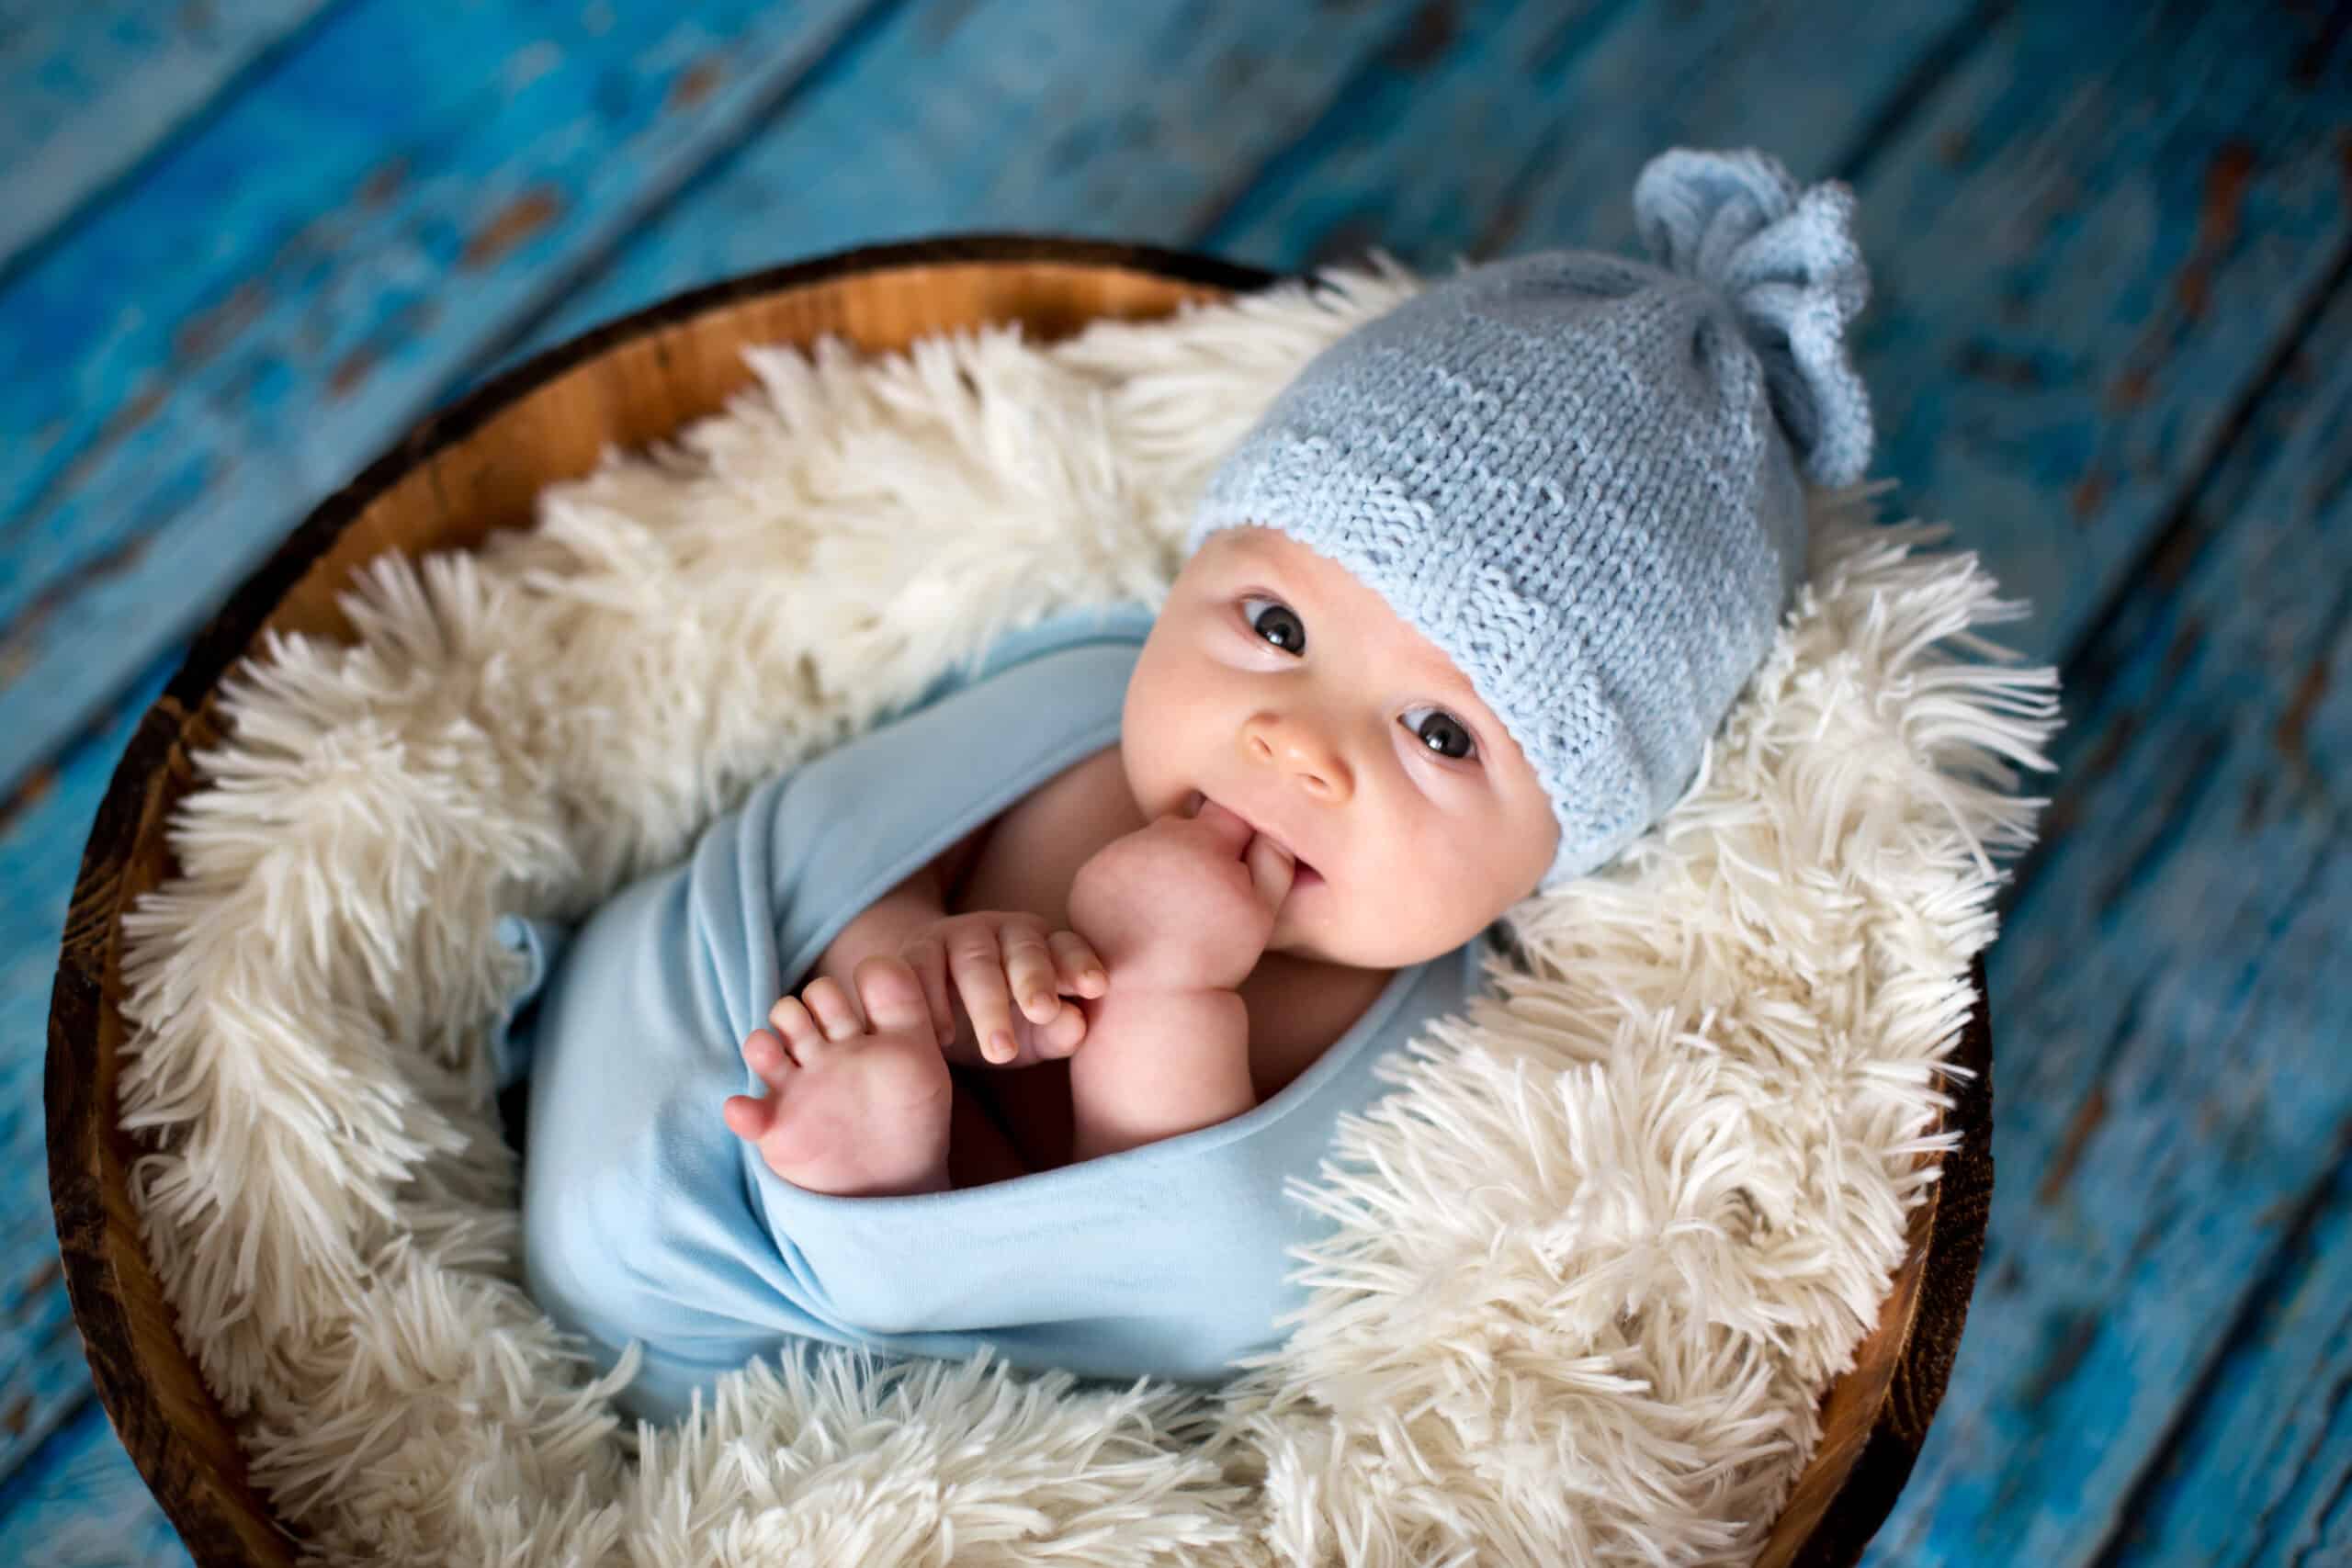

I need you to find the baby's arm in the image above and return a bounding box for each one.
[1066,983,1251,1162]
[808,820,984,994]
[1062,798,1295,1163]
[810,862,948,994]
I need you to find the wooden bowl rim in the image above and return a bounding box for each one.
[44,231,1994,1567]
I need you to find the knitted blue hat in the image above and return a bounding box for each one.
[1183,146,1875,896]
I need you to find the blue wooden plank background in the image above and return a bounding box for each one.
[3,0,2345,1561]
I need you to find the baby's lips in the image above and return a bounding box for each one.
[1185,795,1257,852]
[1192,797,1308,878]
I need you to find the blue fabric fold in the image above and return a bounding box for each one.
[500,598,1487,1424]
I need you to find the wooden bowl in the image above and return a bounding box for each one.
[45,233,1995,1567]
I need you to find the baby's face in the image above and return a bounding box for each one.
[1121,525,1558,969]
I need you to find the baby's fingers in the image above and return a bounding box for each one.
[1245,833,1296,911]
[901,936,955,1048]
[1000,923,1063,1027]
[948,931,1020,1064]
[1048,930,1108,997]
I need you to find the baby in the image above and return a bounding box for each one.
[504,145,1876,1417]
[712,143,1877,1201]
[718,520,1565,1196]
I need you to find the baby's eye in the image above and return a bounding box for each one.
[1402,706,1479,763]
[1239,595,1306,654]
[1239,596,1480,765]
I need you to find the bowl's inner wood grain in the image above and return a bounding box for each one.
[267,262,1225,647]
[50,245,1985,1567]
[1757,1182,1939,1566]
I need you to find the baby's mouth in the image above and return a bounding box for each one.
[1195,791,1321,886]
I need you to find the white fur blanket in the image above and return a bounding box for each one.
[114,255,2062,1566]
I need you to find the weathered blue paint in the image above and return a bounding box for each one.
[2106,1148,2352,1566]
[1863,244,2352,1568]
[0,1397,192,1567]
[0,649,170,1483]
[1486,0,2346,673]
[0,0,888,804]
[492,0,1547,368]
[0,0,333,276]
[3,0,2347,1559]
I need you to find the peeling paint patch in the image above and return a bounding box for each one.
[669,59,723,110]
[327,344,377,400]
[2039,1087,2110,1204]
[460,188,563,271]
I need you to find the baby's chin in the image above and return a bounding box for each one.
[1267,903,1383,970]
[1263,891,1328,962]
[1280,892,1509,971]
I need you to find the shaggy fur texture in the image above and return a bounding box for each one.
[113,255,2062,1566]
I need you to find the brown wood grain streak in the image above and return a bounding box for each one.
[45,694,296,1564]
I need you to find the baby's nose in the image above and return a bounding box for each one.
[1245,712,1351,799]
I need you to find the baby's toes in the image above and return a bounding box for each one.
[722,1087,777,1142]
[764,997,823,1066]
[797,977,864,1056]
[744,1024,798,1085]
[853,954,932,1042]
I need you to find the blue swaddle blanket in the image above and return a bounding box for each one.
[494,598,1489,1425]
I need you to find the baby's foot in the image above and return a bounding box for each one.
[722,957,953,1197]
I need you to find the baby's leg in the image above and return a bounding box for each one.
[723,957,954,1197]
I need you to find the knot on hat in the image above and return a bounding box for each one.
[1632,146,1874,490]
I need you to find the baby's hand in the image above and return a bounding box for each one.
[1068,796,1295,993]
[898,910,1109,1066]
